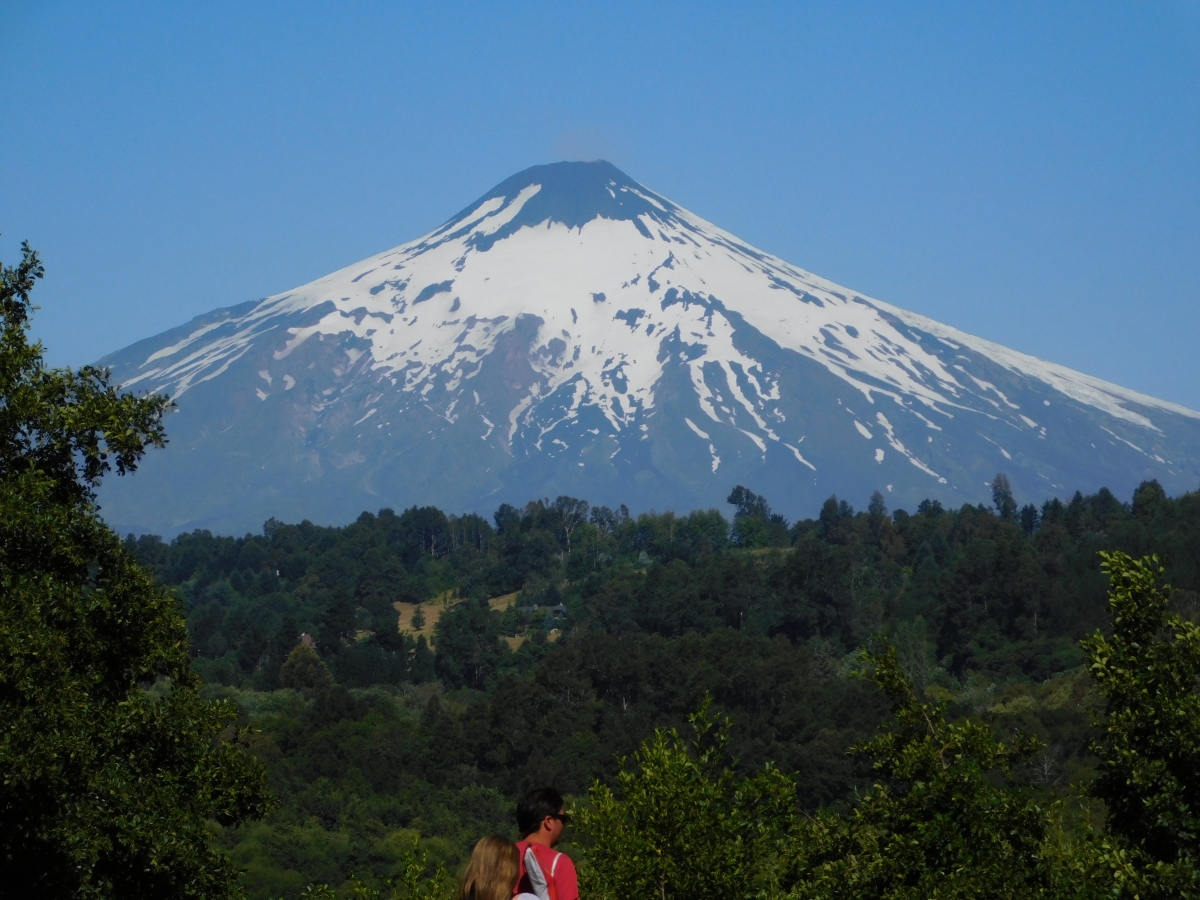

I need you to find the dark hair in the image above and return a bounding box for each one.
[516,787,563,837]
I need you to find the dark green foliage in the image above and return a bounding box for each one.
[117,443,1200,896]
[280,644,335,697]
[193,626,889,896]
[297,835,451,899]
[0,242,171,506]
[577,699,795,900]
[728,484,791,547]
[1083,552,1200,897]
[993,472,1018,521]
[0,243,270,898]
[554,495,590,554]
[156,484,1200,897]
[433,600,505,689]
[143,475,1200,693]
[1021,503,1040,535]
[410,635,435,683]
[575,636,1119,900]
[568,552,1200,900]
[207,679,509,898]
[784,643,1056,899]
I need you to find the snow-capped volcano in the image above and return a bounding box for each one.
[98,161,1200,536]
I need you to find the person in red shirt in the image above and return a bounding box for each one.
[513,788,578,900]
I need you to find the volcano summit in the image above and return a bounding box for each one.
[98,161,1200,535]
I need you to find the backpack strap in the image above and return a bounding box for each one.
[522,844,558,900]
[545,850,559,900]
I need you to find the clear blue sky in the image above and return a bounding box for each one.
[2,2,1198,408]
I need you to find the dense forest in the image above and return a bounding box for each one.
[121,477,1200,898]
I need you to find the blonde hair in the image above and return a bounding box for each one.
[460,834,520,900]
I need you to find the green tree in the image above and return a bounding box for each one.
[410,634,436,683]
[410,602,426,631]
[433,599,505,689]
[784,642,1057,899]
[727,484,790,548]
[992,472,1018,521]
[554,494,590,555]
[499,601,520,636]
[575,698,796,900]
[301,833,450,899]
[0,243,270,897]
[1082,551,1200,898]
[279,642,335,697]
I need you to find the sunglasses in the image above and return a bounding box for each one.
[549,812,571,825]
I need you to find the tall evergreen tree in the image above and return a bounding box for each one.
[993,472,1018,521]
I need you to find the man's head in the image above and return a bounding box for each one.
[517,787,568,845]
